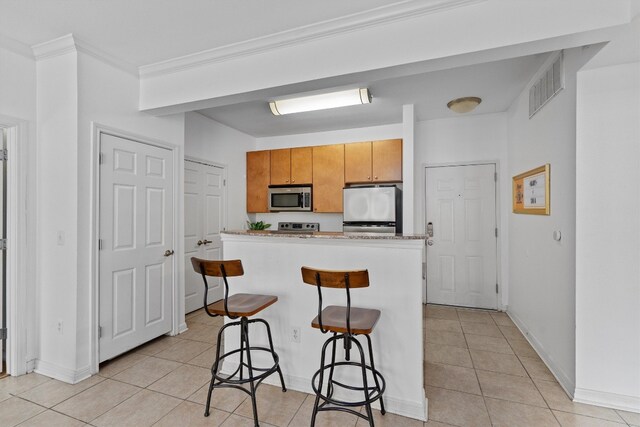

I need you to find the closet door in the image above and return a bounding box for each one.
[184,160,226,314]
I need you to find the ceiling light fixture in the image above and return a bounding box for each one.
[447,96,482,113]
[269,88,372,116]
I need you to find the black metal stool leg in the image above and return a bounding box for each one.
[311,335,334,427]
[365,334,386,415]
[352,336,374,427]
[326,332,338,399]
[257,318,287,392]
[205,321,230,417]
[241,317,260,427]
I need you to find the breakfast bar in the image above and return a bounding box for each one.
[219,230,427,421]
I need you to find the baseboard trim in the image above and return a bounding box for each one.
[574,387,640,413]
[34,359,92,384]
[507,311,576,397]
[178,322,188,335]
[220,362,427,421]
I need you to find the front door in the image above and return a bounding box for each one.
[184,160,226,314]
[425,164,498,309]
[99,133,174,362]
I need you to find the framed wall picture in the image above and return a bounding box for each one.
[512,164,550,215]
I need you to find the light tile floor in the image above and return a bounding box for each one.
[0,305,637,426]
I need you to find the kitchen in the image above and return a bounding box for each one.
[0,1,638,426]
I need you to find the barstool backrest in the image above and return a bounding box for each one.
[300,267,369,288]
[301,267,369,335]
[191,258,244,318]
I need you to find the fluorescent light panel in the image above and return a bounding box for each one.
[270,88,371,116]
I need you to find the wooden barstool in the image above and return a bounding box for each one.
[191,258,286,427]
[301,267,386,427]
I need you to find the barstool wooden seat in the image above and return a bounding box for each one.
[301,267,386,427]
[191,258,286,427]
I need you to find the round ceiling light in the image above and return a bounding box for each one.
[447,96,482,113]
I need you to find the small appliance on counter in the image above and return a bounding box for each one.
[268,185,312,212]
[276,222,319,233]
[343,185,402,233]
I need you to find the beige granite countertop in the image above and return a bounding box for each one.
[221,230,427,240]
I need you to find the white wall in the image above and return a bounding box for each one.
[255,123,403,232]
[35,49,81,378]
[184,112,255,230]
[34,38,186,382]
[414,113,509,307]
[575,61,640,411]
[0,44,38,374]
[506,47,598,394]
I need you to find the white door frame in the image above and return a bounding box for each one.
[0,115,33,376]
[422,160,503,308]
[90,123,181,373]
[184,156,228,313]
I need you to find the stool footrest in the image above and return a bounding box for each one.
[311,361,386,408]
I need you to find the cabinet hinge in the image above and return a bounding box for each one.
[494,172,497,182]
[98,239,102,250]
[0,328,7,340]
[98,326,102,339]
[496,283,499,294]
[0,239,7,251]
[99,152,104,164]
[0,149,8,161]
[223,179,226,186]
[495,228,498,238]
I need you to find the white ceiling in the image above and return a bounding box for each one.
[0,0,395,66]
[0,0,552,137]
[198,54,549,137]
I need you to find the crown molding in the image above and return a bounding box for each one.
[31,33,137,76]
[0,32,34,59]
[31,34,77,60]
[139,0,487,78]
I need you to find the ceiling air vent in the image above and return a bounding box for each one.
[529,52,564,118]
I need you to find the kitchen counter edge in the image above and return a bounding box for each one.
[221,230,426,240]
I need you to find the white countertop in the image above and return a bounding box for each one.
[222,230,427,240]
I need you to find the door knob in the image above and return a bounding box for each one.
[197,240,204,246]
[164,249,175,257]
[202,239,213,245]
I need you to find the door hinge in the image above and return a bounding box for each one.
[495,228,498,238]
[0,328,6,340]
[223,179,226,186]
[496,283,499,294]
[98,326,102,339]
[99,152,104,164]
[0,239,7,251]
[494,172,497,182]
[98,239,102,250]
[0,149,8,161]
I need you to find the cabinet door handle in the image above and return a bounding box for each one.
[164,250,174,257]
[202,239,213,245]
[374,176,378,180]
[197,240,204,246]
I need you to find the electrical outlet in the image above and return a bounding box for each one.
[291,326,301,343]
[56,320,63,334]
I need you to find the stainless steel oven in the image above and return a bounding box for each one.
[268,186,312,211]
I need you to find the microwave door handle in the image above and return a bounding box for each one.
[298,193,304,208]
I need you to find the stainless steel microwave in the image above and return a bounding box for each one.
[268,186,312,211]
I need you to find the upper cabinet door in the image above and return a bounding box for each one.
[372,139,402,182]
[291,147,312,184]
[344,141,372,184]
[270,148,291,185]
[247,150,270,213]
[313,144,344,213]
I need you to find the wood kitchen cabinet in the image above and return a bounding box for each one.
[246,150,270,213]
[270,147,312,185]
[312,144,344,212]
[344,139,402,184]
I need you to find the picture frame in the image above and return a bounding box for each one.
[512,164,550,215]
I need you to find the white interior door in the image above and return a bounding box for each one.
[99,133,174,362]
[425,164,498,309]
[184,160,226,314]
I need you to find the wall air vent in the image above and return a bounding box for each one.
[529,51,564,118]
